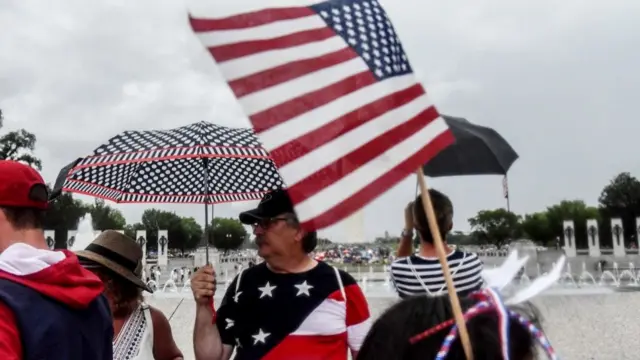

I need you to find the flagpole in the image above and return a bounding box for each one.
[503,175,511,212]
[415,169,474,360]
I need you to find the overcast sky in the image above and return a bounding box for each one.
[1,0,639,242]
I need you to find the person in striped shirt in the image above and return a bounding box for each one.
[390,189,483,298]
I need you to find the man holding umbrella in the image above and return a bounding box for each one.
[190,189,371,360]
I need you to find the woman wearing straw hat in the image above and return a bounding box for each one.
[77,230,183,360]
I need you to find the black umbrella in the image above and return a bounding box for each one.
[422,115,519,177]
[421,115,519,210]
[50,157,82,201]
[52,121,284,262]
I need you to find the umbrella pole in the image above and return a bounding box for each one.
[203,158,210,265]
[204,202,209,265]
[414,168,473,360]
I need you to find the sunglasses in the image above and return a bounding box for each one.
[251,216,296,230]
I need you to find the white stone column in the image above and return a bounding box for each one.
[67,230,78,250]
[563,220,577,257]
[586,219,601,257]
[44,230,56,250]
[136,230,147,266]
[611,218,625,257]
[158,230,169,267]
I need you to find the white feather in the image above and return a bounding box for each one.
[506,256,566,305]
[482,250,530,291]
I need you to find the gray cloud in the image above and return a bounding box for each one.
[1,0,639,241]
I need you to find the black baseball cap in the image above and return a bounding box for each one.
[239,189,295,225]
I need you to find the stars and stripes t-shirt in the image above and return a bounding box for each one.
[216,261,371,360]
[390,250,483,298]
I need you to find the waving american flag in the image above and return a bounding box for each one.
[190,0,454,230]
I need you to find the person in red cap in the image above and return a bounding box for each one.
[0,160,113,359]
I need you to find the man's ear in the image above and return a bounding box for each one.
[294,228,306,242]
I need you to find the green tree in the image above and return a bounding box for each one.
[598,172,640,246]
[88,199,126,231]
[124,222,145,240]
[210,217,248,252]
[317,238,333,248]
[520,212,555,245]
[447,231,478,246]
[140,209,202,254]
[43,191,89,249]
[374,236,398,247]
[0,109,42,169]
[468,208,522,249]
[180,217,203,253]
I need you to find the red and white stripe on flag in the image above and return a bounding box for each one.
[503,176,509,199]
[189,0,454,231]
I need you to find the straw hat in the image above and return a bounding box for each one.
[76,230,152,293]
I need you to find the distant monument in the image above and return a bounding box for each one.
[44,230,55,250]
[136,230,147,266]
[611,218,625,257]
[158,230,169,266]
[563,220,576,257]
[586,219,600,257]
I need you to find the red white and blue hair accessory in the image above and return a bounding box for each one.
[410,251,565,360]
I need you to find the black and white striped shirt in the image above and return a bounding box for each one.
[390,250,484,298]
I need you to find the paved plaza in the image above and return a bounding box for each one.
[149,290,640,360]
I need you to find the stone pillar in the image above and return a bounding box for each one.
[611,218,625,257]
[44,230,56,250]
[136,230,147,266]
[586,219,601,257]
[158,230,169,267]
[67,230,78,250]
[563,220,577,257]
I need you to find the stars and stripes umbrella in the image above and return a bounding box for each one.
[52,121,285,261]
[53,121,283,203]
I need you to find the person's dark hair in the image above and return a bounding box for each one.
[358,295,539,360]
[413,189,453,244]
[283,213,317,253]
[84,262,142,318]
[301,231,318,253]
[0,206,45,230]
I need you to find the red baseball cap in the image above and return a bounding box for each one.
[0,160,49,210]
